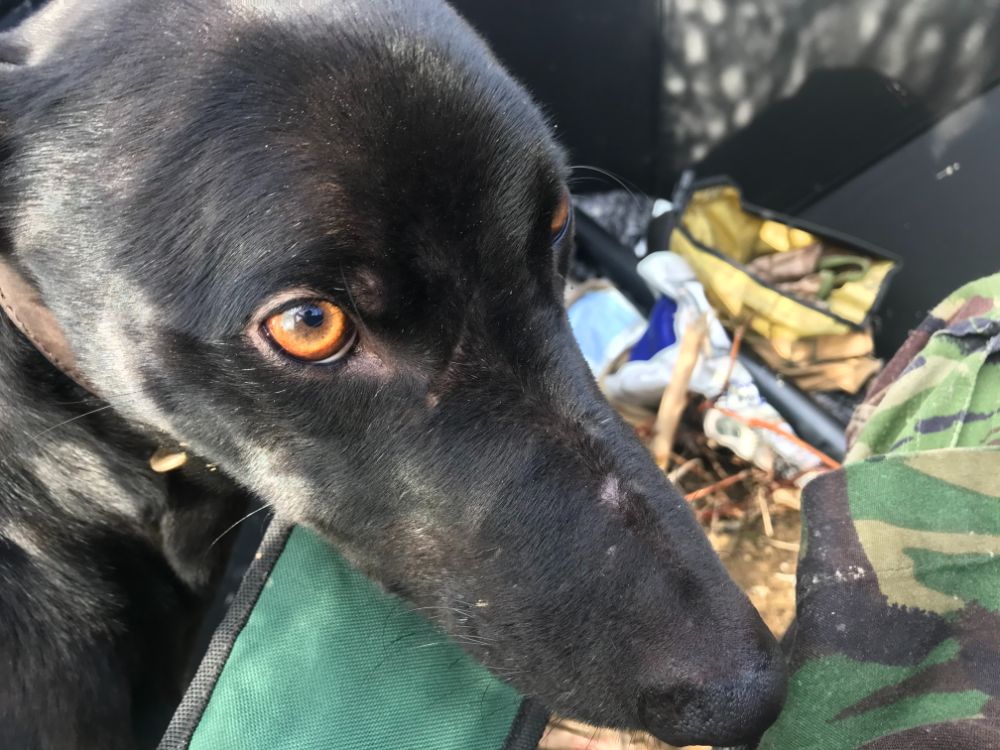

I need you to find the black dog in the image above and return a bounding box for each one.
[0,1,786,747]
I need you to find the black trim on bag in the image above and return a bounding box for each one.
[157,520,292,750]
[502,699,551,750]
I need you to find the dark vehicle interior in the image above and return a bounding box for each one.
[451,0,1000,356]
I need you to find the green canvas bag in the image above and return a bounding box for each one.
[159,522,547,750]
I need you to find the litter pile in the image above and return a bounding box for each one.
[566,177,899,637]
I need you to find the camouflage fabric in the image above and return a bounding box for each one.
[757,274,1000,750]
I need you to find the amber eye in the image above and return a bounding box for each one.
[551,189,572,243]
[264,300,355,363]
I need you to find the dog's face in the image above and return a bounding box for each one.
[0,0,784,744]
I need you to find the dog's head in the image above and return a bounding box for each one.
[0,0,785,744]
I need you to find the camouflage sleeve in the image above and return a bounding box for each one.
[757,274,1000,750]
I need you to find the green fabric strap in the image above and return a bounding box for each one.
[184,526,537,750]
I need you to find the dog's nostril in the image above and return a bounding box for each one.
[638,661,787,747]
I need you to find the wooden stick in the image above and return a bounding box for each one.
[719,322,746,395]
[772,487,802,511]
[685,469,752,503]
[667,457,702,484]
[757,489,775,537]
[652,315,708,470]
[767,538,800,552]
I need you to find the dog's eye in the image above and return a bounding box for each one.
[551,189,572,244]
[264,300,356,363]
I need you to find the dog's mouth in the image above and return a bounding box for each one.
[430,557,783,746]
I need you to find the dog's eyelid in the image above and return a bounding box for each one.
[549,188,573,246]
[552,206,573,246]
[269,296,328,315]
[298,326,358,365]
[250,287,353,322]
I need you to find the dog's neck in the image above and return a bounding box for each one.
[0,307,253,742]
[0,253,251,591]
[0,305,164,524]
[0,305,249,589]
[0,255,188,473]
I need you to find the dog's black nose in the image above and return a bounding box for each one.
[638,649,787,747]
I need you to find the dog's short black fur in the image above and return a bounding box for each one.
[0,1,786,747]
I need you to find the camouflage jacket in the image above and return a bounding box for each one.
[757,275,1000,749]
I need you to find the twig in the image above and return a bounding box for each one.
[698,503,744,522]
[767,538,800,552]
[685,469,752,503]
[651,315,708,470]
[719,322,746,395]
[667,458,702,483]
[756,489,774,537]
[772,487,802,511]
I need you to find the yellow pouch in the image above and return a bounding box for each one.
[747,330,876,367]
[748,332,882,394]
[668,181,899,344]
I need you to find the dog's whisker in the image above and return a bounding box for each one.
[50,384,169,406]
[451,635,494,645]
[207,505,272,550]
[568,175,627,189]
[29,404,117,442]
[450,634,498,647]
[569,164,644,209]
[411,605,476,617]
[50,395,112,406]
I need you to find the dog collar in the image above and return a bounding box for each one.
[0,255,97,393]
[0,255,187,472]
